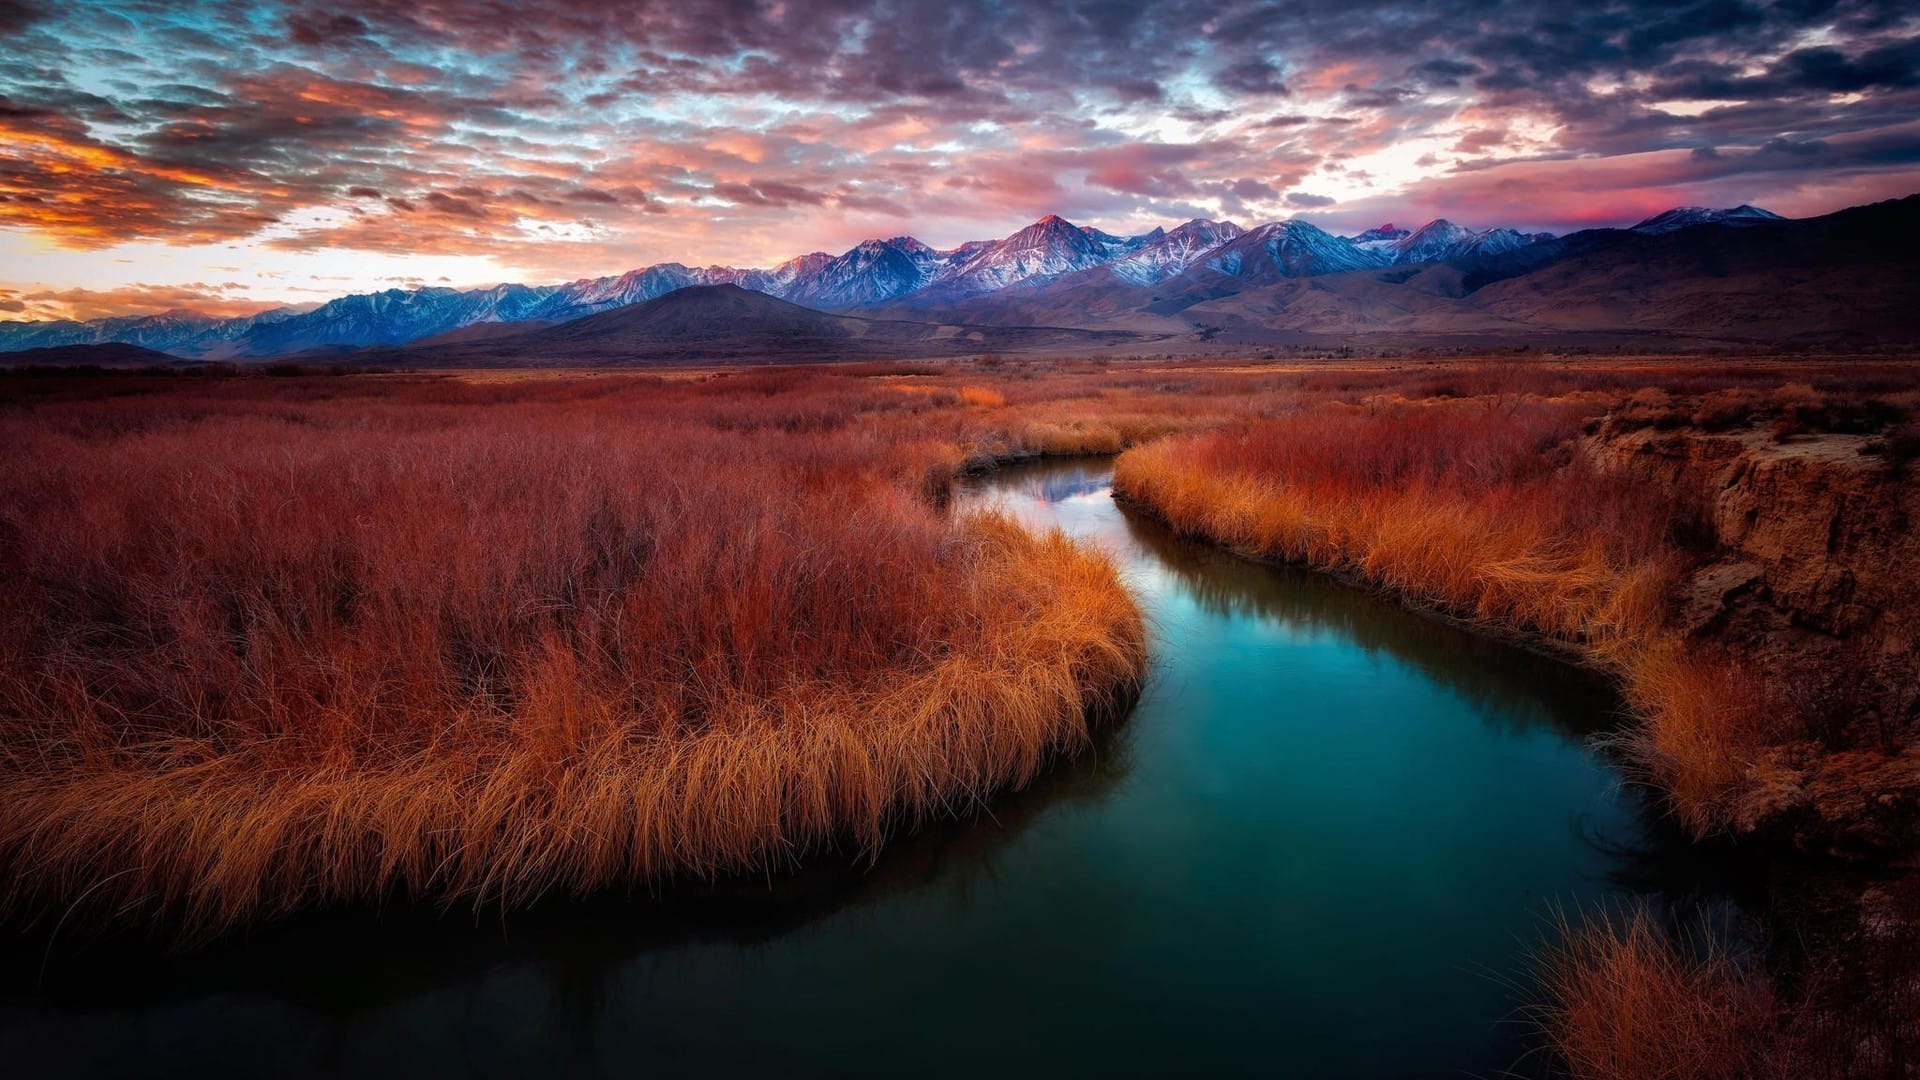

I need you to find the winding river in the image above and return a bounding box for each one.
[0,457,1708,1079]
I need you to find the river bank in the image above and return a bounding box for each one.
[1108,379,1920,1077]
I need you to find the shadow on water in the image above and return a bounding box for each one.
[0,455,1752,1080]
[1122,506,1621,741]
[1,732,1141,1079]
[2,722,1136,1010]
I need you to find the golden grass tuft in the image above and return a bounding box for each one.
[1615,645,1779,837]
[1532,907,1780,1080]
[959,385,1007,408]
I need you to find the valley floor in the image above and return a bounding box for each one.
[2,353,1915,1075]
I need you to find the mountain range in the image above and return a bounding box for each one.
[3,197,1913,362]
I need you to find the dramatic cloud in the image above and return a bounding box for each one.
[3,0,1917,317]
[0,283,308,321]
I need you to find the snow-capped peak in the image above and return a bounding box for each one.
[1388,219,1543,264]
[926,214,1113,296]
[0,203,1775,359]
[1631,205,1785,234]
[1106,219,1248,285]
[1203,219,1388,279]
[781,236,943,308]
[1351,223,1412,246]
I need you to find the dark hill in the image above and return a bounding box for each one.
[1461,194,1920,343]
[535,283,862,352]
[0,343,190,367]
[389,284,1156,366]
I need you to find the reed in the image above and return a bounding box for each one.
[1531,907,1780,1080]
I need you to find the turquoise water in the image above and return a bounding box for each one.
[0,457,1680,1079]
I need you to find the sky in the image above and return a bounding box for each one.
[3,0,1918,321]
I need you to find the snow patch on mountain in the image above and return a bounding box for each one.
[1631,205,1785,234]
[1106,219,1247,285]
[1349,223,1412,255]
[1203,220,1390,280]
[924,215,1115,297]
[1387,220,1545,264]
[782,237,943,307]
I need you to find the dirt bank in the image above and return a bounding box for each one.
[1587,423,1919,855]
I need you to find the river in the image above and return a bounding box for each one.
[0,456,1709,1079]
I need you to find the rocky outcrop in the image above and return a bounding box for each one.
[1587,423,1920,852]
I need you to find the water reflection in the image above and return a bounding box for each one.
[4,726,1134,1010]
[3,456,1721,1080]
[964,457,1621,740]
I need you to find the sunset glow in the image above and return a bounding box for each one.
[4,0,1917,320]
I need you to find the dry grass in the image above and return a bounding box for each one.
[0,369,1154,933]
[1114,400,1684,644]
[3,353,1912,970]
[1616,646,1782,836]
[1100,362,1920,1078]
[958,384,1007,408]
[1531,907,1780,1080]
[1111,368,1920,838]
[1112,400,1744,829]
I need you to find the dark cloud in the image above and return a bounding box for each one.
[1110,78,1164,103]
[0,0,1915,277]
[1286,191,1336,207]
[1344,84,1417,109]
[1411,58,1481,86]
[1778,40,1920,92]
[423,191,487,218]
[0,0,45,33]
[285,12,369,46]
[1215,58,1289,96]
[1452,128,1508,154]
[1760,135,1830,155]
[711,180,828,207]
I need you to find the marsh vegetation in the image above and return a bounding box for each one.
[2,356,1915,1076]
